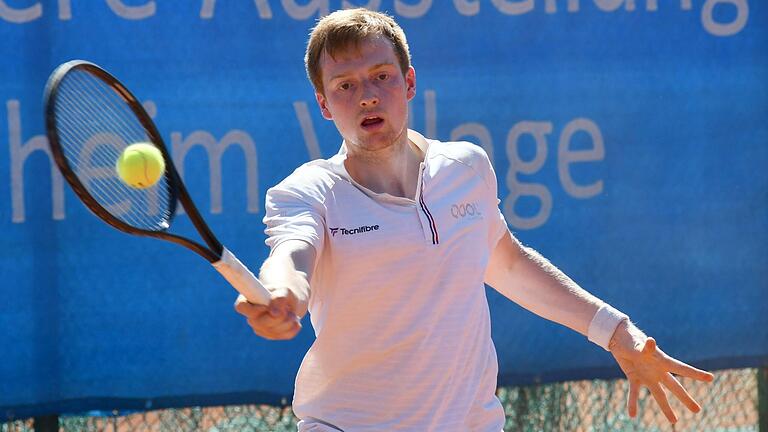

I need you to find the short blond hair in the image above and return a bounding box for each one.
[305,8,411,95]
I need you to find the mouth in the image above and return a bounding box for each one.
[360,115,385,130]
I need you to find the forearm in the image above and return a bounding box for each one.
[259,239,315,316]
[485,230,629,341]
[494,244,602,335]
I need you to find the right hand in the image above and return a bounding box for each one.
[234,287,302,340]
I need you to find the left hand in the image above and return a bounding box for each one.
[609,321,714,423]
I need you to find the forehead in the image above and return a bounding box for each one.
[319,36,398,79]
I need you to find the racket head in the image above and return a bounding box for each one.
[44,60,180,236]
[44,60,267,300]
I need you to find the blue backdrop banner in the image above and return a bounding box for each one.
[1,0,766,420]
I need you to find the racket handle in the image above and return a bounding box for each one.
[212,248,271,305]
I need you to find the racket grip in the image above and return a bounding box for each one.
[212,248,271,305]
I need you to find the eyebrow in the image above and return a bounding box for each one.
[328,62,396,82]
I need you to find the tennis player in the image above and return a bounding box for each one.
[235,8,714,431]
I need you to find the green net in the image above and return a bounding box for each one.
[2,368,762,431]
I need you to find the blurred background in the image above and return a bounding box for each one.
[1,1,766,431]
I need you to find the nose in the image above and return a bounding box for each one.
[359,83,379,108]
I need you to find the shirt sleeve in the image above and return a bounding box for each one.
[475,147,509,249]
[263,177,326,255]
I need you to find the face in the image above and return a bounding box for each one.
[316,36,416,154]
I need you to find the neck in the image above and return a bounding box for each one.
[344,131,424,199]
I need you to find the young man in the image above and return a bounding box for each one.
[235,8,714,431]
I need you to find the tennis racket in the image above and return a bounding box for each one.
[44,60,271,305]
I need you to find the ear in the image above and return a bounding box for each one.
[405,66,416,101]
[315,92,333,120]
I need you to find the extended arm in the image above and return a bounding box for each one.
[485,229,713,423]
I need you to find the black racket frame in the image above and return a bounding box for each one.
[44,60,224,263]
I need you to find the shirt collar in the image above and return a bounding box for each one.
[327,129,431,198]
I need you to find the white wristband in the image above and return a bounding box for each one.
[587,304,629,351]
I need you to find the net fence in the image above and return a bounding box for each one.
[3,368,763,432]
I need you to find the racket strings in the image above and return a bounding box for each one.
[56,76,166,229]
[56,83,160,224]
[53,69,172,231]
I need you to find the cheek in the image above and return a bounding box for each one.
[328,93,354,111]
[385,82,410,104]
[383,79,404,93]
[326,100,357,128]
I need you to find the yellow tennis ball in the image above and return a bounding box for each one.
[116,143,166,189]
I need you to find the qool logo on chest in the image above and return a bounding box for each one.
[451,202,483,220]
[330,225,380,236]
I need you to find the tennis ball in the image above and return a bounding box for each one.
[116,143,166,189]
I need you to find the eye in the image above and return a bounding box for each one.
[377,73,389,81]
[339,82,352,91]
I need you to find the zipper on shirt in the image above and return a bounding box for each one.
[416,163,439,245]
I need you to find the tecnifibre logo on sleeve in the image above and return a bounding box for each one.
[330,225,379,236]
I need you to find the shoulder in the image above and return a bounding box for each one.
[426,139,494,180]
[266,157,345,205]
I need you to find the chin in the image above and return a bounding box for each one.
[358,131,400,151]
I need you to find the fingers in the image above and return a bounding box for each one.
[627,379,640,418]
[251,313,302,340]
[642,337,657,355]
[233,294,302,340]
[643,337,714,383]
[662,372,701,413]
[617,336,713,423]
[648,382,677,423]
[663,356,715,383]
[268,295,298,318]
[234,294,260,316]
